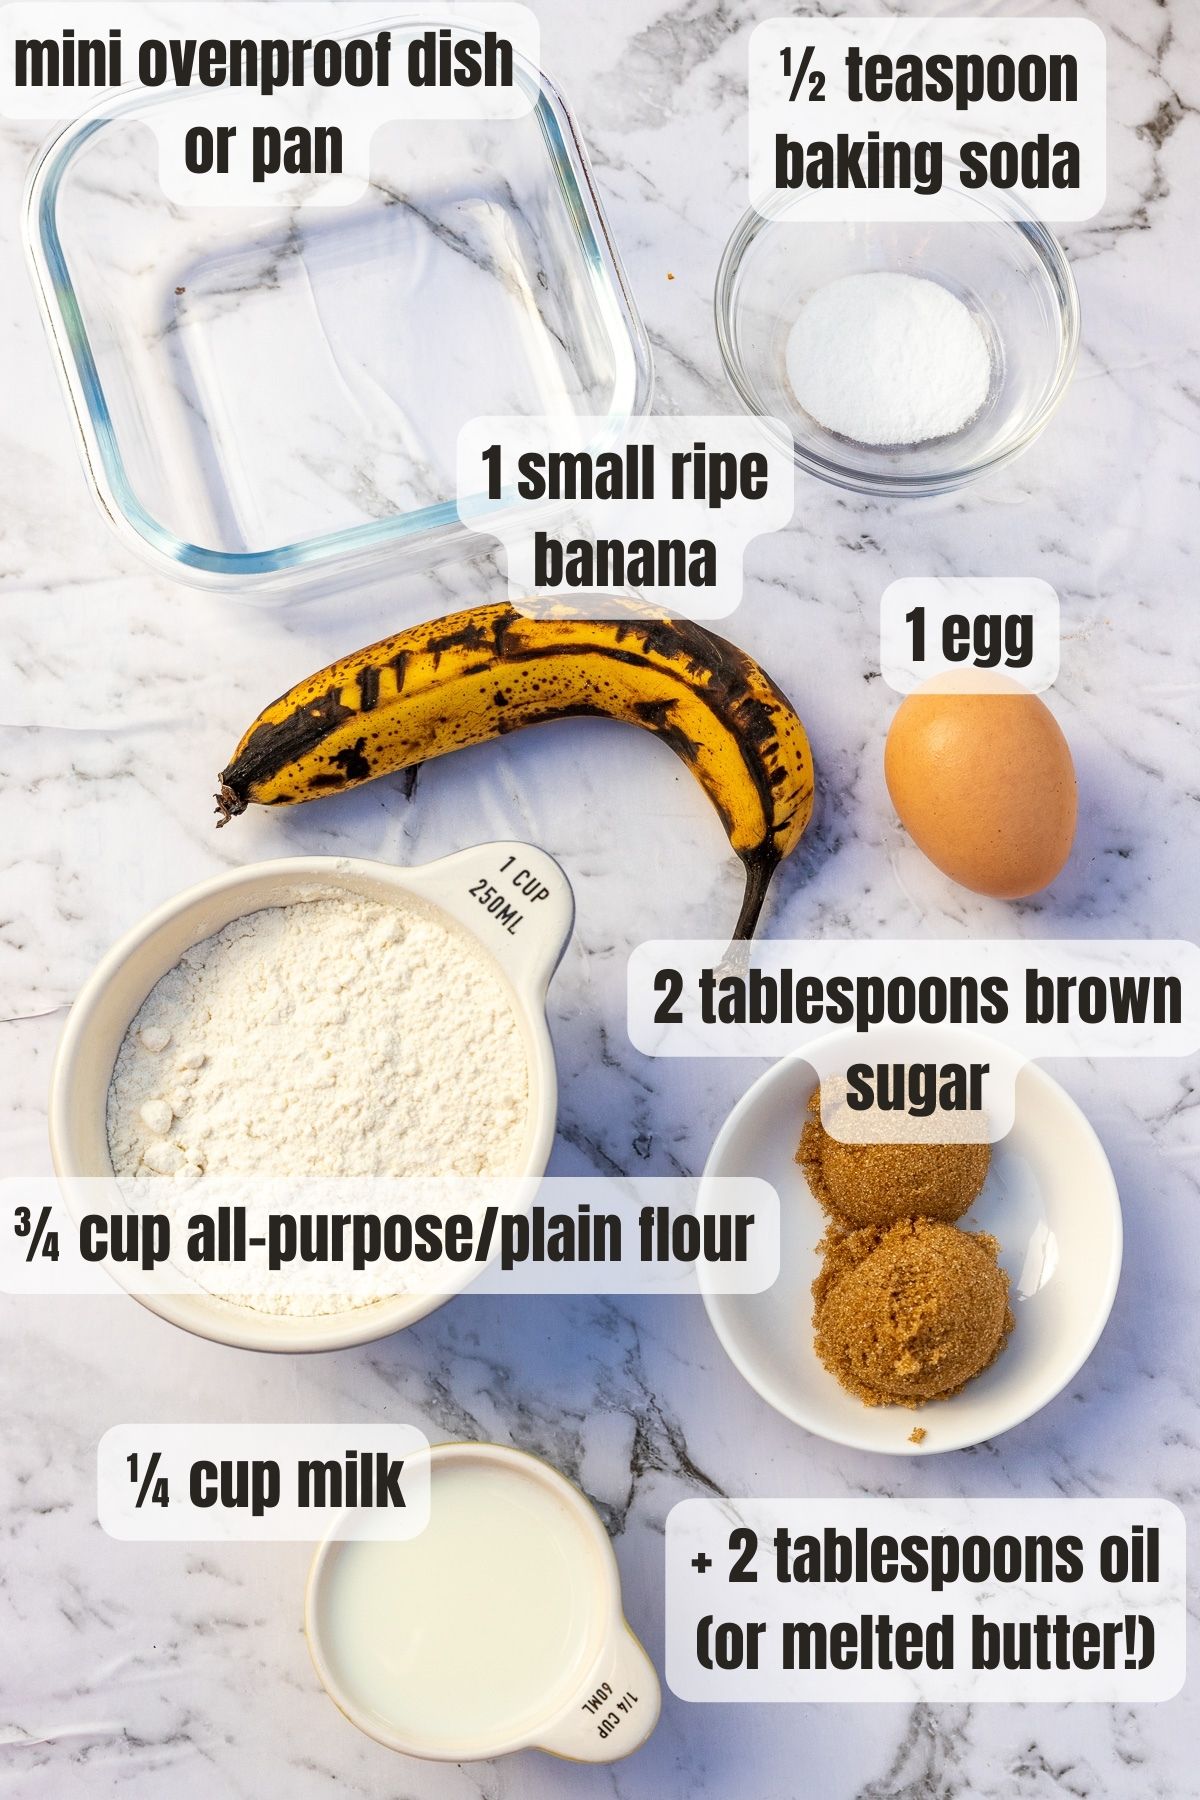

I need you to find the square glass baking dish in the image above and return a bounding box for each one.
[23,30,652,601]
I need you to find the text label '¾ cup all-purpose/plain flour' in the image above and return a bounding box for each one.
[105,894,531,1311]
[785,272,993,447]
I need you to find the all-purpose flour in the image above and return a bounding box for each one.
[106,894,530,1313]
[785,271,992,447]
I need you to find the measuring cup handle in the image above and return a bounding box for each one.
[405,841,574,1000]
[533,1624,661,1762]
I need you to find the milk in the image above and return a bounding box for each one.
[311,1454,603,1748]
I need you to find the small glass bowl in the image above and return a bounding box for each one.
[715,188,1079,498]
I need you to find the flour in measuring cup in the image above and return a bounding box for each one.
[105,894,530,1314]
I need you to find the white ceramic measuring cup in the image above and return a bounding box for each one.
[47,842,573,1351]
[305,1441,661,1763]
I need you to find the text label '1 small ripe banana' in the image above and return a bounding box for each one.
[216,604,815,939]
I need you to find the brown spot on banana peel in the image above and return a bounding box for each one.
[331,737,371,782]
[424,615,513,665]
[630,697,702,764]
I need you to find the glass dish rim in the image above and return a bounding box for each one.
[23,38,654,584]
[713,186,1081,500]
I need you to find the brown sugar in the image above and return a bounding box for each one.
[812,1217,1012,1408]
[797,1086,989,1230]
[908,1427,927,1445]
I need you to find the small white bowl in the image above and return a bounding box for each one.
[701,1029,1121,1455]
[48,843,573,1352]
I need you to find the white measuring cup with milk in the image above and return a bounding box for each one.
[305,1441,661,1762]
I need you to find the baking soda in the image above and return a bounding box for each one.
[786,271,992,447]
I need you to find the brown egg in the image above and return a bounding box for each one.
[884,678,1077,898]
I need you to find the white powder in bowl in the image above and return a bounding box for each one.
[105,894,531,1316]
[785,271,992,447]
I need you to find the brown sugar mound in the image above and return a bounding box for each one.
[812,1217,1013,1408]
[797,1088,990,1229]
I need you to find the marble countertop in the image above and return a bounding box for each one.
[2,0,1198,1795]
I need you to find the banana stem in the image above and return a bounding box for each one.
[214,783,247,827]
[732,849,780,941]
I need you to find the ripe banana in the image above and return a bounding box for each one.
[216,603,814,939]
